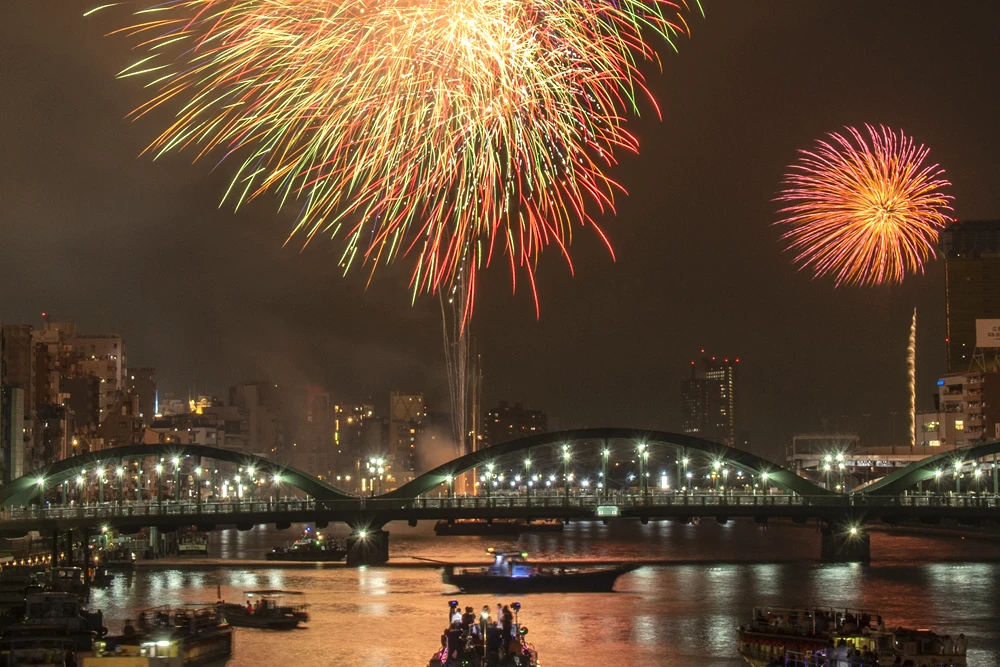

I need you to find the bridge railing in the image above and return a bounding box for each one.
[3,492,1000,523]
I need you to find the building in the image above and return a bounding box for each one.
[942,220,1000,372]
[1,325,34,481]
[483,401,547,447]
[388,392,426,477]
[681,352,738,446]
[916,371,1000,449]
[127,367,157,420]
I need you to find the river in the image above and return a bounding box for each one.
[90,520,1000,666]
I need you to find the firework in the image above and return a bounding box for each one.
[776,125,953,287]
[90,0,700,320]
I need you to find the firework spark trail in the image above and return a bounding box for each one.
[776,125,953,287]
[908,308,916,449]
[92,0,701,321]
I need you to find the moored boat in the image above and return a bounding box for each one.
[442,549,637,594]
[265,529,346,562]
[434,519,565,537]
[177,534,209,557]
[219,590,307,630]
[737,606,968,666]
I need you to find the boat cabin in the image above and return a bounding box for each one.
[484,549,536,577]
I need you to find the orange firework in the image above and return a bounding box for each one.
[776,125,953,287]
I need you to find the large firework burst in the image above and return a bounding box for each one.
[776,124,953,287]
[91,0,700,320]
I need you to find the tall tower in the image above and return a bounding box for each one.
[680,351,739,446]
[941,220,1000,372]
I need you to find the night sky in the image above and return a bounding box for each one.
[2,1,999,459]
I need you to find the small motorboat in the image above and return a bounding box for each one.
[219,590,308,630]
[434,519,564,537]
[266,528,347,562]
[442,549,638,594]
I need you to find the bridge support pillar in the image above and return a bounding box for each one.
[820,529,871,563]
[346,529,389,567]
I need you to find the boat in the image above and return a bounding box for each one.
[737,606,968,666]
[177,534,209,557]
[219,590,308,630]
[265,529,347,562]
[90,604,234,666]
[1,591,106,652]
[442,549,638,594]
[427,600,537,667]
[99,547,136,571]
[434,519,565,537]
[45,567,90,598]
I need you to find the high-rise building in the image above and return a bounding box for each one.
[680,352,738,446]
[127,367,157,420]
[1,325,34,480]
[942,220,1000,372]
[388,392,425,476]
[483,401,548,447]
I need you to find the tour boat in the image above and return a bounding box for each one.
[738,606,968,666]
[265,529,347,562]
[427,601,538,667]
[219,590,308,630]
[434,519,565,537]
[99,547,136,571]
[95,603,234,666]
[442,549,638,594]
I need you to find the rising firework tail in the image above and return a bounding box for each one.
[776,124,953,287]
[89,0,702,322]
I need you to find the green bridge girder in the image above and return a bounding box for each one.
[0,443,354,508]
[384,427,834,499]
[858,439,1000,497]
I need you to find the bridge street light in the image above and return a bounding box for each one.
[601,448,610,502]
[95,467,105,504]
[637,444,648,503]
[155,463,163,506]
[524,459,532,505]
[172,456,182,502]
[954,460,963,495]
[562,446,571,503]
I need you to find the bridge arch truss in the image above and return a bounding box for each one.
[385,427,833,499]
[0,443,354,508]
[858,440,1000,496]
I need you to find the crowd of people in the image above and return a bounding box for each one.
[430,601,534,667]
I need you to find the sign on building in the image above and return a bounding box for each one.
[976,319,1000,348]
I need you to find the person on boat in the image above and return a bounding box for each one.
[450,602,462,625]
[445,621,464,665]
[253,600,260,614]
[246,601,253,615]
[462,606,476,634]
[834,639,850,667]
[941,634,954,655]
[876,616,885,632]
[955,633,968,655]
[501,605,513,641]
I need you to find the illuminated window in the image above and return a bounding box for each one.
[929,440,941,447]
[921,422,939,432]
[955,420,964,431]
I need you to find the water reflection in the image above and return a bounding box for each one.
[82,521,1000,667]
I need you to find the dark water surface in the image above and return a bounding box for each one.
[90,521,1000,666]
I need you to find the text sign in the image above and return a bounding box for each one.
[595,505,620,517]
[976,319,1000,348]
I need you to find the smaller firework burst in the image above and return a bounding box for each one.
[776,124,953,287]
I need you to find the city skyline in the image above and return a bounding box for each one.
[2,2,1000,460]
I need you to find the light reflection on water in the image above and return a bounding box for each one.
[84,521,1000,667]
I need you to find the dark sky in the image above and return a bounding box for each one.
[2,1,999,459]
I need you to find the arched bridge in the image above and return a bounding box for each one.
[390,427,833,499]
[0,443,353,508]
[859,440,1000,496]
